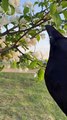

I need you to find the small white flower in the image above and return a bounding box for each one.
[24,1,33,8]
[10,51,21,62]
[0,36,6,48]
[20,18,27,24]
[27,38,37,46]
[34,73,37,78]
[9,0,20,7]
[26,38,31,42]
[0,15,9,26]
[40,33,45,40]
[1,42,6,48]
[57,6,62,12]
[0,36,5,42]
[9,15,19,24]
[15,7,22,14]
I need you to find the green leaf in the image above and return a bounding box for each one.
[58,28,65,34]
[7,4,15,15]
[36,34,40,41]
[38,2,44,7]
[63,10,67,20]
[24,15,31,21]
[20,38,26,43]
[55,13,62,26]
[38,68,44,81]
[11,61,17,68]
[2,0,8,12]
[10,5,15,15]
[0,65,4,71]
[19,16,24,21]
[29,60,37,68]
[36,12,44,19]
[64,24,67,30]
[50,3,57,15]
[29,30,36,36]
[51,12,62,27]
[49,0,53,2]
[61,1,67,8]
[34,1,39,6]
[43,0,48,7]
[37,60,44,67]
[38,1,48,8]
[23,6,29,15]
[50,3,62,27]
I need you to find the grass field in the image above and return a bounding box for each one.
[0,72,67,120]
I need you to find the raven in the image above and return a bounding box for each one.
[45,25,67,115]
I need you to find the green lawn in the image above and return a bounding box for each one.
[0,72,67,120]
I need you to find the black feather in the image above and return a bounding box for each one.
[45,25,67,115]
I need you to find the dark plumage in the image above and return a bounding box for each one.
[45,25,67,115]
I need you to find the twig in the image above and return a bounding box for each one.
[0,44,19,54]
[0,16,49,54]
[31,28,46,39]
[0,25,18,37]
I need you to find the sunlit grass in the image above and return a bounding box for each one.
[0,72,66,120]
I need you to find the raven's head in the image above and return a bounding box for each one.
[45,25,67,61]
[45,25,64,47]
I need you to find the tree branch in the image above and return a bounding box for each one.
[0,12,50,55]
[0,44,19,55]
[31,28,46,39]
[0,25,18,37]
[0,10,50,37]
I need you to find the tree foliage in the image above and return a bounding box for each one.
[0,0,67,80]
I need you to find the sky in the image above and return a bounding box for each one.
[21,0,36,4]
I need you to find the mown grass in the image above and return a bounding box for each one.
[0,72,67,120]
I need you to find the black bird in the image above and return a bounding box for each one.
[45,25,67,115]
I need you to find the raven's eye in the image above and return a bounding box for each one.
[50,36,52,39]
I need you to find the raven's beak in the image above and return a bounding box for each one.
[45,25,63,38]
[45,25,53,37]
[45,25,64,45]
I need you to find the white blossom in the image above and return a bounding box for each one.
[9,0,20,8]
[10,51,21,62]
[0,36,6,48]
[29,38,37,46]
[19,18,27,24]
[40,32,45,39]
[24,1,33,8]
[57,6,62,12]
[1,42,6,48]
[34,73,37,78]
[9,15,19,24]
[0,36,5,42]
[15,7,22,14]
[24,37,37,46]
[0,15,9,27]
[32,51,42,59]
